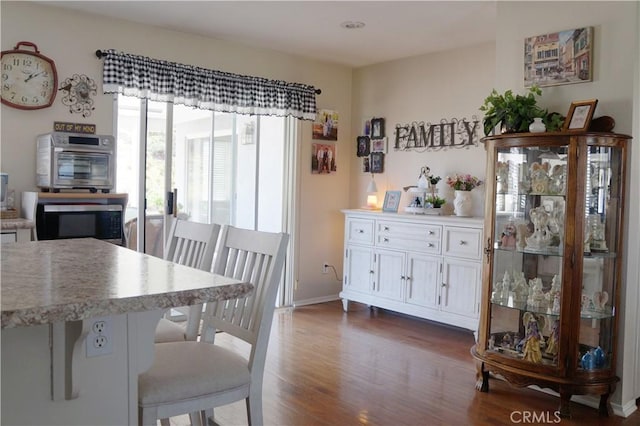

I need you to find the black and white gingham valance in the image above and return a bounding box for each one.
[100,49,317,120]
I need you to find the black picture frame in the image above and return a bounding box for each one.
[371,117,385,139]
[356,136,370,157]
[370,152,384,173]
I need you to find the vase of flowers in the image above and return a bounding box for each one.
[446,173,482,217]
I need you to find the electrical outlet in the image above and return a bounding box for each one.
[86,316,113,357]
[322,262,329,274]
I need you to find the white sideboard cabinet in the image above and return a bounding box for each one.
[340,209,484,331]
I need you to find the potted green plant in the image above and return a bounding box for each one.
[425,195,446,208]
[479,86,564,136]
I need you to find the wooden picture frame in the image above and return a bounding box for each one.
[382,190,402,213]
[371,117,385,138]
[370,152,384,173]
[563,99,598,132]
[356,136,370,157]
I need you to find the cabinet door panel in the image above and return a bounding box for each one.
[442,258,480,318]
[345,245,373,294]
[406,253,440,309]
[374,249,405,301]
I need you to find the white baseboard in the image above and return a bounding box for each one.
[292,294,339,307]
[533,386,638,417]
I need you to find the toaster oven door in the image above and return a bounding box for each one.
[54,151,112,188]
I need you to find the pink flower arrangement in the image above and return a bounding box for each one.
[446,173,483,191]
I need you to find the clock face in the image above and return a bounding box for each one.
[2,51,57,110]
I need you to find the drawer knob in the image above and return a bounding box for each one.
[384,226,390,231]
[383,238,389,242]
[357,229,364,233]
[459,240,467,245]
[427,243,434,247]
[442,283,447,288]
[428,230,434,235]
[370,270,374,274]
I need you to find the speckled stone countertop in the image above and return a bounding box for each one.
[1,218,35,230]
[1,238,253,328]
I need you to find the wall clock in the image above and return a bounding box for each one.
[1,41,58,110]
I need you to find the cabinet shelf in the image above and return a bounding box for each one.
[474,131,630,418]
[490,301,614,320]
[494,245,563,257]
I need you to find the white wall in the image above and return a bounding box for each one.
[351,42,496,217]
[495,0,639,415]
[0,2,352,304]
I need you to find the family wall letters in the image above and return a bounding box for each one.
[394,117,480,151]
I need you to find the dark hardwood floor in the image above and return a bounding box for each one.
[173,301,639,426]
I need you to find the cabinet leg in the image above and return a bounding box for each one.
[558,391,572,419]
[598,392,613,417]
[341,299,349,312]
[475,362,489,392]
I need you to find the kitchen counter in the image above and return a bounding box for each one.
[0,217,35,230]
[1,238,252,328]
[1,238,253,425]
[0,217,34,242]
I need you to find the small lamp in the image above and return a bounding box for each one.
[365,175,378,209]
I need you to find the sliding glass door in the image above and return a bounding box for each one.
[116,95,295,305]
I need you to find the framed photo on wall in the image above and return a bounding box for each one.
[371,137,387,153]
[563,99,598,131]
[357,136,370,157]
[382,190,401,213]
[370,152,384,173]
[371,117,385,139]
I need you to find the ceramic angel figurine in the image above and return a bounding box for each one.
[525,206,552,250]
[522,312,545,363]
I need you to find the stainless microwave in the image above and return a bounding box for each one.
[36,132,115,193]
[36,204,124,245]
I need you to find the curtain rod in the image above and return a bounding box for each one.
[95,50,322,95]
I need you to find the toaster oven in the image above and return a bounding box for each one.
[36,132,115,193]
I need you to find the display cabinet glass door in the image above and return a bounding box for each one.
[488,144,568,369]
[578,145,622,372]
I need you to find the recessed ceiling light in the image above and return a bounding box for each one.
[340,21,365,30]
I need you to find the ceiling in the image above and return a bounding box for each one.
[39,1,497,68]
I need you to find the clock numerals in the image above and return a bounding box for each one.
[1,45,57,109]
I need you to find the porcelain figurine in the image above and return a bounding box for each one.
[516,223,530,250]
[593,290,609,311]
[522,312,544,363]
[525,206,552,250]
[512,271,528,303]
[545,319,559,357]
[527,277,545,308]
[496,161,509,193]
[549,164,566,195]
[500,222,517,249]
[529,162,551,194]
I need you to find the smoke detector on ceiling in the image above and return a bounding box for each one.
[340,21,365,30]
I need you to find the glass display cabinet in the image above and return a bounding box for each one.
[471,131,631,417]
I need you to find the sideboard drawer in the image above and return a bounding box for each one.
[347,218,374,244]
[377,220,442,254]
[443,226,482,260]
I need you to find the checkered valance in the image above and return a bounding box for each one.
[100,49,317,120]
